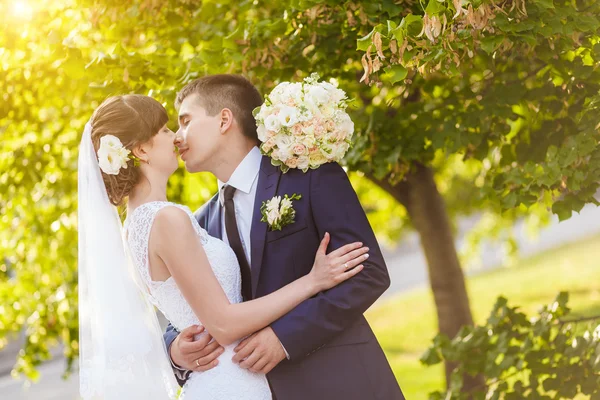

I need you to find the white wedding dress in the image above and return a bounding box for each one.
[124,201,271,400]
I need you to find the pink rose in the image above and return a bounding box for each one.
[326,120,335,131]
[293,143,307,156]
[334,130,347,141]
[314,125,326,138]
[285,157,299,168]
[292,124,303,136]
[262,138,276,153]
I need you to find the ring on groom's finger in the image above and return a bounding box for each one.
[195,359,201,367]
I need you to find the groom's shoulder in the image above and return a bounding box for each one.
[193,193,219,220]
[284,161,346,180]
[303,161,348,182]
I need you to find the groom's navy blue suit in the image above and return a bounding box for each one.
[165,157,404,400]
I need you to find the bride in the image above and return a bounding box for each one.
[77,94,369,399]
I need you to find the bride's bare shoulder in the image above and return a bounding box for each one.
[152,205,194,236]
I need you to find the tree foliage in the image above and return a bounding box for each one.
[357,0,600,219]
[422,292,600,399]
[1,0,599,384]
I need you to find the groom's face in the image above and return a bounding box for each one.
[176,94,222,172]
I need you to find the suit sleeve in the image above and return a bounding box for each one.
[164,325,191,386]
[270,162,391,360]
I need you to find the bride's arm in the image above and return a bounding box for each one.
[151,206,367,346]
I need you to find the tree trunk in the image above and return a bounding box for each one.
[369,163,482,393]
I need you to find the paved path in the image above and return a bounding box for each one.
[1,204,599,399]
[382,203,600,298]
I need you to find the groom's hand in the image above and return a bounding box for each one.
[232,327,286,374]
[170,325,224,372]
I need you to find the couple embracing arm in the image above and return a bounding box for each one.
[164,75,404,400]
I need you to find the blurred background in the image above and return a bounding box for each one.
[1,0,599,399]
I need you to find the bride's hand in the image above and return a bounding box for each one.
[308,232,368,293]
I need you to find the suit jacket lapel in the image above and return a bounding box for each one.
[206,195,223,240]
[250,157,281,297]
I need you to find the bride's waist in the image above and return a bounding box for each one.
[187,345,265,381]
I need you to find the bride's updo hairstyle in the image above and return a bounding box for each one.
[90,95,169,206]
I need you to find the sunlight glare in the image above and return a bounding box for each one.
[13,0,34,19]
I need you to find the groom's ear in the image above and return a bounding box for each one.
[219,108,234,134]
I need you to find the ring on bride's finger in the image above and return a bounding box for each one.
[343,262,349,269]
[195,359,201,367]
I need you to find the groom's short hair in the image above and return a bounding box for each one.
[176,74,263,143]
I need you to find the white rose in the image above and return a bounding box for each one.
[274,134,294,152]
[319,82,345,105]
[265,114,282,132]
[273,135,294,161]
[301,123,315,136]
[272,82,290,97]
[277,105,299,127]
[280,197,293,213]
[257,124,269,142]
[297,155,310,171]
[301,135,317,150]
[306,84,329,105]
[321,104,335,119]
[337,112,354,136]
[267,208,281,225]
[256,104,270,120]
[319,81,337,91]
[298,108,314,123]
[331,142,349,161]
[304,98,321,119]
[287,83,304,103]
[309,150,328,167]
[100,135,122,151]
[266,196,281,213]
[97,135,130,175]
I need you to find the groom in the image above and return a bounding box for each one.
[167,74,404,400]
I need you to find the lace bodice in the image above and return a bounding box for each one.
[125,201,243,331]
[124,201,270,399]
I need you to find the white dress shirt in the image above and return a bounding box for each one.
[171,147,289,373]
[217,146,262,263]
[218,146,290,359]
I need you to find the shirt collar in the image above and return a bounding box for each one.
[218,146,262,205]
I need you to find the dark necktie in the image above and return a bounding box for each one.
[223,185,253,301]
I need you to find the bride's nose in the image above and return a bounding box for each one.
[174,132,184,146]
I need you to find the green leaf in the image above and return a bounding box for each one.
[481,35,505,55]
[387,20,398,34]
[383,65,408,83]
[534,0,555,9]
[420,347,442,365]
[552,201,573,222]
[425,0,446,15]
[357,30,375,51]
[399,13,423,35]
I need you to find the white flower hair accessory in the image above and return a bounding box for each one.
[261,193,302,231]
[97,135,132,175]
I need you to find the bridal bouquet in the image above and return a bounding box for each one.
[254,73,354,173]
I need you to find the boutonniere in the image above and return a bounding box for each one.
[261,193,302,231]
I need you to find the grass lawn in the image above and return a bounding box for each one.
[366,234,600,400]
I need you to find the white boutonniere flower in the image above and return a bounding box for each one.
[261,193,302,231]
[97,135,132,175]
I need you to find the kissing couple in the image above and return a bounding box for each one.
[77,74,404,399]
